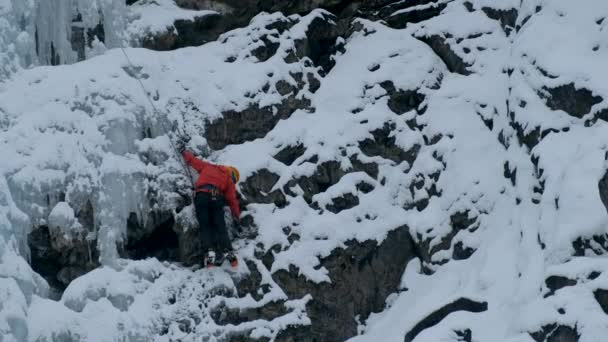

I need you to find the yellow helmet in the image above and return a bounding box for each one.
[224,166,240,183]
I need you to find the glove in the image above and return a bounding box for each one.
[174,135,190,153]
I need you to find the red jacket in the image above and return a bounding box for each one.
[182,151,240,219]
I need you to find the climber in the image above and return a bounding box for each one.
[176,136,241,268]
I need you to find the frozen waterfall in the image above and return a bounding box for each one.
[0,0,126,79]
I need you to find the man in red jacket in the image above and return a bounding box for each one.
[177,141,241,268]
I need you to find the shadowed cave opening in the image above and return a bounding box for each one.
[125,215,179,261]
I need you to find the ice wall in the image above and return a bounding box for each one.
[0,0,126,80]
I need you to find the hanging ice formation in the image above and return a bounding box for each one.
[0,0,126,79]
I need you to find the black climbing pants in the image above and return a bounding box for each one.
[194,192,232,253]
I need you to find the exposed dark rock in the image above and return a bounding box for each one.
[455,329,472,342]
[599,170,608,214]
[125,210,174,244]
[274,144,306,166]
[504,161,517,186]
[325,193,360,213]
[356,181,375,194]
[235,260,264,300]
[403,298,487,342]
[70,13,105,62]
[291,13,346,75]
[542,83,602,118]
[205,95,311,150]
[273,225,416,342]
[481,7,518,34]
[212,300,289,326]
[594,289,608,314]
[417,35,472,75]
[28,226,98,291]
[452,241,476,260]
[530,324,580,342]
[124,214,179,261]
[276,325,314,342]
[416,211,478,267]
[174,214,203,266]
[251,36,281,62]
[240,169,287,207]
[142,13,228,51]
[176,0,346,18]
[350,155,380,180]
[384,2,447,29]
[143,30,178,51]
[572,234,608,256]
[360,123,420,165]
[296,161,347,202]
[358,0,447,29]
[511,123,559,151]
[380,81,426,115]
[544,276,577,297]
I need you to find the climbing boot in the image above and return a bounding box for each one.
[226,251,238,268]
[204,251,216,268]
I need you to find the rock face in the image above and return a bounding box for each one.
[271,226,416,342]
[29,225,98,291]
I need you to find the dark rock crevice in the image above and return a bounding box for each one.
[417,35,472,75]
[123,215,179,261]
[598,170,608,214]
[403,298,488,342]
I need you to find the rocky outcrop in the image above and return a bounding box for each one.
[594,288,608,314]
[572,234,608,256]
[271,225,416,342]
[481,7,518,34]
[544,275,577,297]
[415,211,478,271]
[141,0,351,53]
[273,144,307,166]
[380,81,426,115]
[530,324,580,342]
[359,122,420,165]
[417,35,472,75]
[205,96,312,150]
[143,13,229,51]
[357,0,447,29]
[542,83,602,119]
[240,169,287,207]
[29,225,98,291]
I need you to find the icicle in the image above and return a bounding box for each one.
[34,0,77,65]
